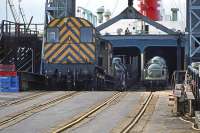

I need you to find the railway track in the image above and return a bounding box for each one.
[52,92,123,133]
[0,91,79,130]
[0,92,48,108]
[120,92,154,133]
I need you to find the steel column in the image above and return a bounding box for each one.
[177,33,182,70]
[187,0,200,60]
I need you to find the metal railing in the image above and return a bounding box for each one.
[187,66,200,110]
[1,20,39,38]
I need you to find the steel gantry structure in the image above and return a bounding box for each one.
[45,0,75,23]
[187,0,200,62]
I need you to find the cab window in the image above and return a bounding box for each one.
[80,27,93,43]
[47,28,59,43]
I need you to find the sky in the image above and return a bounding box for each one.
[0,0,186,23]
[0,0,128,23]
[0,0,186,33]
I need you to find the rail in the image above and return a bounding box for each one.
[120,92,153,133]
[52,92,122,133]
[0,92,46,108]
[0,92,78,130]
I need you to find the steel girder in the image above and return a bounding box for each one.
[188,0,200,58]
[96,6,177,35]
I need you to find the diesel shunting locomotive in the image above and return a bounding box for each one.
[144,56,168,88]
[41,17,126,90]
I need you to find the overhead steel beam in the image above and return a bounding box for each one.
[100,34,180,49]
[96,14,124,32]
[96,7,177,35]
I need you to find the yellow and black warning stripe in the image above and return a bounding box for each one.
[44,43,96,64]
[44,17,96,64]
[48,17,96,44]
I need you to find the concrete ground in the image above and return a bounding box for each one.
[141,91,199,133]
[0,91,199,133]
[0,92,114,133]
[0,91,66,118]
[0,92,35,103]
[66,92,147,133]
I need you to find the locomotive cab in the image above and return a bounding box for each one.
[41,17,98,90]
[144,56,168,88]
[41,16,127,90]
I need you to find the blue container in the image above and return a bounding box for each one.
[0,76,19,92]
[0,77,10,88]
